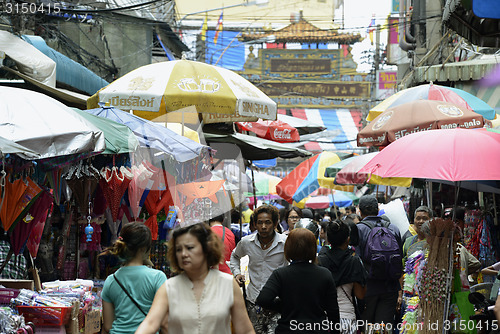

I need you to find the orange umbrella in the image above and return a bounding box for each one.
[175,180,225,207]
[1,176,42,231]
[0,177,27,230]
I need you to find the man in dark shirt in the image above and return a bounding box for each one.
[356,195,402,330]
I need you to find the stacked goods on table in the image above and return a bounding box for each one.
[0,279,102,333]
[41,280,102,333]
[11,289,75,327]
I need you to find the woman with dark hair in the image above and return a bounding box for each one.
[318,220,367,334]
[136,223,254,334]
[102,222,167,334]
[256,228,340,334]
[283,207,303,234]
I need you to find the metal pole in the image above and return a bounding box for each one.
[250,163,258,209]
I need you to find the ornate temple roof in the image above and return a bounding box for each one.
[240,18,362,45]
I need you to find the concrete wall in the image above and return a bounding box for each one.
[47,18,152,81]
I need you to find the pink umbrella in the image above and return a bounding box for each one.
[358,128,500,181]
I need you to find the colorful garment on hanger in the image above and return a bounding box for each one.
[99,166,133,221]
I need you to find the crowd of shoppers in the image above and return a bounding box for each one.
[95,195,485,334]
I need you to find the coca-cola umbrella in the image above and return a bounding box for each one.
[236,119,300,142]
[357,100,486,147]
[277,114,326,135]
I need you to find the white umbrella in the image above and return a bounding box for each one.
[0,87,105,159]
[0,136,39,159]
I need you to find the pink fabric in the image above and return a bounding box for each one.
[359,128,500,181]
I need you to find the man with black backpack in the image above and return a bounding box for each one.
[356,195,403,332]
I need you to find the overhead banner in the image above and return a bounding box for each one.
[261,49,344,79]
[260,81,370,108]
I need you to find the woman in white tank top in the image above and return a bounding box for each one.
[135,223,254,334]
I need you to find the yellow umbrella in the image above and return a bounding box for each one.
[367,90,406,121]
[164,123,200,143]
[88,59,277,122]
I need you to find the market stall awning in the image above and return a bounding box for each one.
[22,35,109,95]
[85,105,210,163]
[0,86,105,161]
[3,66,89,109]
[412,56,499,85]
[279,108,362,151]
[0,136,39,159]
[203,132,312,161]
[73,109,139,154]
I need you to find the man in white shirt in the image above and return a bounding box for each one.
[230,204,288,334]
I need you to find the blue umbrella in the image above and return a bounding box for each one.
[85,105,209,163]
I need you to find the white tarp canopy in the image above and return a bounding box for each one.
[0,30,56,87]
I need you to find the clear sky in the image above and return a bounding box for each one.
[338,0,393,72]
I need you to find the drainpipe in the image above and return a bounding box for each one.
[399,0,416,51]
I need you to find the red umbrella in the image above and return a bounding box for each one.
[99,166,133,221]
[357,100,485,147]
[333,152,411,187]
[236,119,300,142]
[358,128,500,181]
[15,190,54,256]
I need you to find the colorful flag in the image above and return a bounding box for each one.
[214,10,223,44]
[367,15,376,44]
[200,13,208,42]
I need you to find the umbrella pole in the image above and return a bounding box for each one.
[250,163,258,210]
[238,164,243,240]
[426,181,433,209]
[494,194,498,226]
[443,181,461,333]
